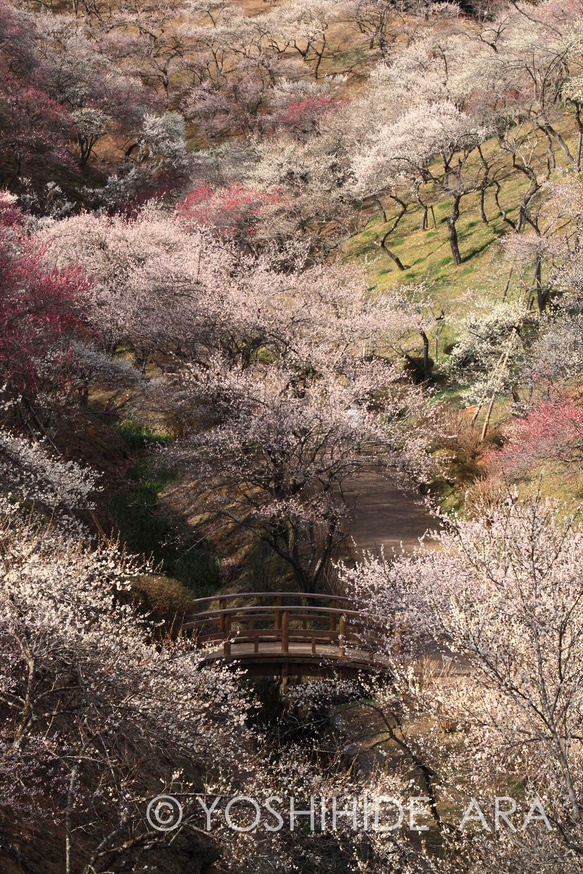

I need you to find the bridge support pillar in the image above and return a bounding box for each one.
[280,662,289,693]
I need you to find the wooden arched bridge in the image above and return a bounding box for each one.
[181,592,390,678]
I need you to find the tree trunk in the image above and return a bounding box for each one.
[576,106,583,170]
[480,327,519,441]
[380,234,406,271]
[534,255,550,312]
[543,122,578,172]
[480,186,488,224]
[376,197,408,270]
[374,196,387,223]
[448,193,463,266]
[420,330,431,380]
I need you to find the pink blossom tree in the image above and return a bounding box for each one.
[494,392,583,477]
[40,210,422,369]
[177,181,284,245]
[0,1,72,191]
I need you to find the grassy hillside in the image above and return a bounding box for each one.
[341,119,583,513]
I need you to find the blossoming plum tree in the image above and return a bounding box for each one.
[168,349,432,592]
[339,490,583,870]
[0,505,255,873]
[0,196,90,402]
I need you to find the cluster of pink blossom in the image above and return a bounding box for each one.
[177,181,284,241]
[494,393,583,476]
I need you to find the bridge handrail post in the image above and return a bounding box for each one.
[329,600,337,633]
[224,612,232,658]
[338,614,346,658]
[281,610,289,654]
[274,596,282,630]
[218,598,227,633]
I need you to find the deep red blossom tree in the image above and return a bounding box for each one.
[0,2,72,190]
[0,76,72,185]
[0,204,90,400]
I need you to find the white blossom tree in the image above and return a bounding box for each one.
[339,489,583,871]
[0,503,255,873]
[167,351,433,592]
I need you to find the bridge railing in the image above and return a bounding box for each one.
[181,592,388,665]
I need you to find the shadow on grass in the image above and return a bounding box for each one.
[109,420,221,599]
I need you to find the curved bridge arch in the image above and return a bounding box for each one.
[181,592,390,678]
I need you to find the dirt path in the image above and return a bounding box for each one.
[345,473,437,556]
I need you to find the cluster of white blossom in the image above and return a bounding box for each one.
[0,427,98,510]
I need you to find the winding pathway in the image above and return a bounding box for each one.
[345,473,436,556]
